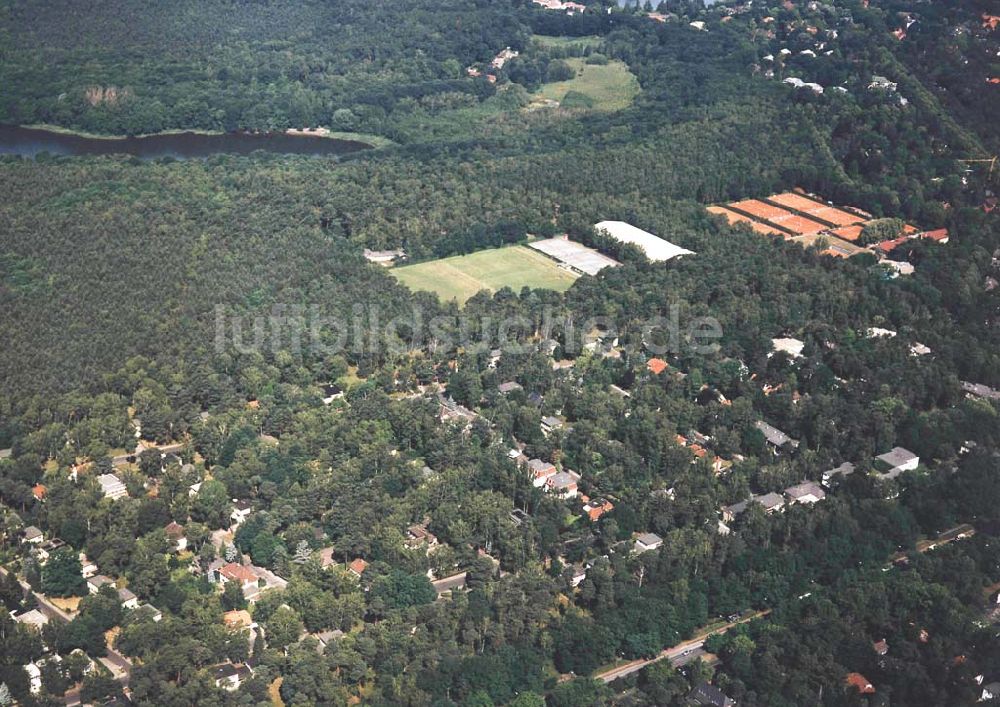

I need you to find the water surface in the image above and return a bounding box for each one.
[0,124,373,159]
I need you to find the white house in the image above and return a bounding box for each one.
[876,447,919,479]
[634,532,663,554]
[118,587,139,610]
[97,473,128,500]
[87,575,114,595]
[545,470,581,499]
[770,337,804,359]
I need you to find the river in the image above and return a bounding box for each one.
[0,124,374,159]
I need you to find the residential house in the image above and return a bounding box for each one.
[438,396,478,427]
[87,575,114,595]
[32,537,66,564]
[217,563,260,594]
[406,524,439,550]
[118,587,139,610]
[317,546,336,569]
[97,473,128,500]
[527,459,557,487]
[875,447,919,479]
[722,499,750,523]
[770,337,804,358]
[688,681,736,707]
[982,682,1000,702]
[32,484,46,501]
[509,508,530,526]
[24,660,42,695]
[756,492,786,514]
[756,420,799,450]
[13,609,49,631]
[582,498,614,521]
[962,381,1000,401]
[213,663,254,691]
[634,532,663,554]
[79,553,98,578]
[873,639,889,656]
[846,672,875,694]
[541,416,564,435]
[0,448,11,460]
[569,564,588,588]
[348,558,369,578]
[223,609,255,631]
[498,381,523,395]
[822,462,856,487]
[134,604,163,622]
[545,470,581,499]
[164,521,187,552]
[784,481,826,505]
[362,248,405,265]
[314,629,345,653]
[230,499,253,527]
[647,357,668,375]
[22,525,43,544]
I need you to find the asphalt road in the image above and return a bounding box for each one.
[1,565,132,688]
[595,610,770,684]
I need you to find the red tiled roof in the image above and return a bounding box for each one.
[875,236,910,254]
[32,484,47,500]
[349,558,369,575]
[846,673,875,694]
[647,358,668,375]
[220,563,258,584]
[921,228,949,243]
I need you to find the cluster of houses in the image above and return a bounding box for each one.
[523,457,581,499]
[676,431,735,475]
[721,444,921,527]
[530,0,586,14]
[721,479,825,524]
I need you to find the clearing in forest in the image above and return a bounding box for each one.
[391,245,578,303]
[531,57,640,111]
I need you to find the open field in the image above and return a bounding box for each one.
[532,58,639,111]
[532,35,604,51]
[392,246,578,303]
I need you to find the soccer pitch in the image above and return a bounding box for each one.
[391,245,578,303]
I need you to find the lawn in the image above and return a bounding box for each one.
[392,246,578,303]
[531,58,640,112]
[532,34,604,51]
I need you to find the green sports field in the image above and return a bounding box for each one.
[391,246,578,303]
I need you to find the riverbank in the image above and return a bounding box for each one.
[21,123,393,149]
[285,126,395,149]
[21,123,224,141]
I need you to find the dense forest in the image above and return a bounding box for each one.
[2,0,1000,705]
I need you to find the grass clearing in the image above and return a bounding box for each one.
[532,35,604,51]
[392,246,578,304]
[531,57,640,112]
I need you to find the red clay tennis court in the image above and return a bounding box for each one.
[728,199,794,221]
[707,206,784,235]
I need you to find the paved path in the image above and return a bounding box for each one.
[595,610,770,683]
[1,565,132,689]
